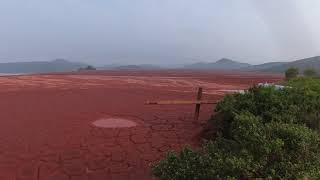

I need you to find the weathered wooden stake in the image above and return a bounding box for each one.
[145,100,216,105]
[194,87,203,121]
[145,87,217,121]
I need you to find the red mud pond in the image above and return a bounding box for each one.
[0,70,282,180]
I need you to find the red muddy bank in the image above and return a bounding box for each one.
[0,70,282,180]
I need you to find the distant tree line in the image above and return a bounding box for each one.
[285,67,318,80]
[78,65,96,71]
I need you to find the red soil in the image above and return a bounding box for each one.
[0,70,282,180]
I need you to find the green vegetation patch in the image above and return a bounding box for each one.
[153,78,320,180]
[284,77,320,92]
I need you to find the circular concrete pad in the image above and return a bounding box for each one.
[92,117,137,128]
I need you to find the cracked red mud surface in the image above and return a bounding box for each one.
[0,70,282,179]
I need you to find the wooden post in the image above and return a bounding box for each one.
[145,100,217,105]
[194,87,203,121]
[145,87,217,122]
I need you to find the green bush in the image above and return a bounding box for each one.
[303,68,317,77]
[285,67,299,80]
[153,78,320,179]
[153,148,214,180]
[214,85,320,132]
[284,77,320,92]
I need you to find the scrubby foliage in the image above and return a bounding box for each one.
[303,68,317,77]
[284,77,320,92]
[153,148,214,180]
[215,85,320,132]
[285,67,299,80]
[153,78,320,180]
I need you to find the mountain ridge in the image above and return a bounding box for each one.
[0,56,319,73]
[243,56,320,72]
[184,58,251,70]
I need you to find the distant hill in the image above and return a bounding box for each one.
[244,56,320,72]
[1,55,319,74]
[184,58,251,70]
[244,62,287,71]
[99,64,162,70]
[0,59,88,73]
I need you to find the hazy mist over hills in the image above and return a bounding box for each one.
[0,1,319,65]
[245,56,320,72]
[0,1,319,73]
[1,56,320,73]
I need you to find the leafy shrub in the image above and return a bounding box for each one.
[153,148,214,180]
[303,68,317,77]
[284,77,320,92]
[153,78,320,179]
[214,85,320,132]
[285,67,299,80]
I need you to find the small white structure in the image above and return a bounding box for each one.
[219,89,245,94]
[257,82,288,90]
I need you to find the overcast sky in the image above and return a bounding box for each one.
[0,0,319,65]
